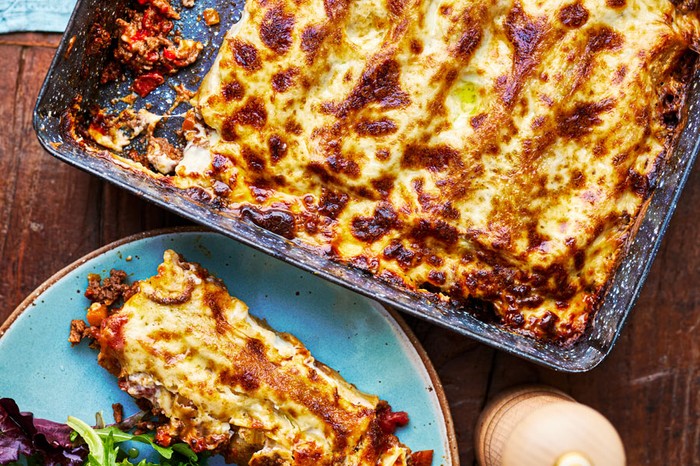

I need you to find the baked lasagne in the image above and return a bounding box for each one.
[78,0,700,343]
[92,250,427,465]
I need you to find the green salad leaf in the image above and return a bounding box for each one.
[66,417,200,466]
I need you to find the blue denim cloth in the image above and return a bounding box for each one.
[0,0,76,33]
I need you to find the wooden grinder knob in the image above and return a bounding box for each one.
[475,386,626,466]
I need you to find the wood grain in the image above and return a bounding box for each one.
[0,33,62,48]
[0,33,698,466]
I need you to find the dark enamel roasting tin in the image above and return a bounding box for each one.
[33,0,700,372]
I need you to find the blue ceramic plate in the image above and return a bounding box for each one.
[0,228,457,465]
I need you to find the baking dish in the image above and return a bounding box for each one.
[33,0,700,371]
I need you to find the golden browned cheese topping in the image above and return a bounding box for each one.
[148,0,700,343]
[96,250,413,465]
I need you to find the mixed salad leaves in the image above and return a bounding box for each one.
[0,399,202,466]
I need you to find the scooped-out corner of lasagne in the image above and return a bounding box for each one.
[75,0,700,345]
[88,250,431,466]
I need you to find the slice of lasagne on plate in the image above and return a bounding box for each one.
[89,250,430,466]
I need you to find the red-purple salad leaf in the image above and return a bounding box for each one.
[0,399,33,462]
[0,398,88,466]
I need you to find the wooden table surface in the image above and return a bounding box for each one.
[1,32,698,465]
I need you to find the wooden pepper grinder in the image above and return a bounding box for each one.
[475,386,626,466]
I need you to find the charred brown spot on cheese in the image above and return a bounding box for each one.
[383,241,421,269]
[222,80,245,101]
[220,368,260,391]
[230,39,261,71]
[259,6,296,55]
[233,97,268,129]
[365,418,389,457]
[204,288,233,333]
[410,39,424,54]
[573,248,586,270]
[268,134,289,162]
[244,180,281,202]
[323,0,349,20]
[521,130,557,164]
[306,161,338,185]
[212,181,231,197]
[558,2,589,28]
[221,118,238,141]
[588,26,624,53]
[330,59,410,117]
[409,219,459,246]
[525,222,546,250]
[272,67,299,92]
[566,26,624,88]
[534,310,560,336]
[627,169,652,197]
[442,203,461,220]
[351,202,399,243]
[454,18,483,61]
[350,254,380,273]
[401,144,460,172]
[373,149,390,161]
[502,3,547,106]
[422,67,458,118]
[300,25,327,64]
[285,119,303,134]
[354,118,398,136]
[606,0,626,8]
[242,147,267,172]
[556,99,615,139]
[318,189,349,219]
[423,270,445,287]
[372,176,396,198]
[470,113,487,129]
[240,205,297,239]
[387,0,406,17]
[670,0,700,13]
[613,64,628,84]
[326,153,361,177]
[571,169,586,188]
[211,154,231,173]
[293,446,325,464]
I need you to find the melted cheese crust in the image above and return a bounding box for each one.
[154,0,698,342]
[97,250,409,465]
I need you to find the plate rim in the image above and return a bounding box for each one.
[0,226,460,466]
